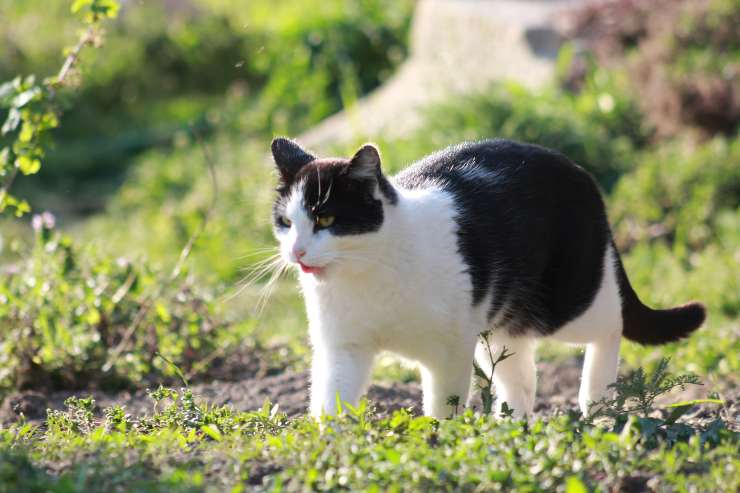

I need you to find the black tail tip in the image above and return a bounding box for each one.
[622,300,707,345]
[681,301,707,333]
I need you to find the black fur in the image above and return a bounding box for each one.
[396,139,610,335]
[613,242,705,344]
[272,137,315,183]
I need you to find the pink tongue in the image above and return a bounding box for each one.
[299,261,322,274]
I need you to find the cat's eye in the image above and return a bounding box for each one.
[278,216,292,228]
[315,215,335,228]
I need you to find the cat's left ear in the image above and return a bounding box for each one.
[271,137,315,183]
[348,144,382,180]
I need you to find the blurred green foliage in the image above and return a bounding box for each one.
[0,223,223,394]
[377,68,648,189]
[0,0,413,212]
[0,0,119,217]
[611,137,740,255]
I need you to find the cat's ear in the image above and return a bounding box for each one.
[271,137,315,182]
[348,143,381,180]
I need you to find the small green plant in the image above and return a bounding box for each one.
[587,358,725,446]
[0,0,119,216]
[589,358,702,420]
[139,386,288,438]
[46,396,96,435]
[103,404,131,432]
[446,394,461,417]
[472,331,513,415]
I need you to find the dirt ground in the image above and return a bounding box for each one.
[2,351,736,429]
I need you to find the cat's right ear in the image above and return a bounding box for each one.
[271,137,315,182]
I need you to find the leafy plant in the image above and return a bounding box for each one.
[46,396,96,435]
[588,358,702,420]
[586,358,725,447]
[0,0,119,216]
[0,219,225,394]
[1,0,414,210]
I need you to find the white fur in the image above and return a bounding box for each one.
[476,245,623,417]
[275,180,623,419]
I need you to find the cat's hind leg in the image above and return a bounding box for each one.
[578,329,621,415]
[477,333,537,418]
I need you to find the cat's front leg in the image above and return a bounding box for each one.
[419,341,477,419]
[309,344,375,418]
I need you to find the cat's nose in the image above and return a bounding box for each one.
[293,247,306,260]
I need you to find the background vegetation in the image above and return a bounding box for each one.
[0,0,737,491]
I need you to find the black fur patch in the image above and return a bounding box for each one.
[271,138,397,236]
[296,159,385,235]
[396,139,611,335]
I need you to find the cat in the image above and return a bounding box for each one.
[269,136,705,419]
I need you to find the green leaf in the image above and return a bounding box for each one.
[665,398,724,408]
[155,301,172,323]
[472,361,488,381]
[665,399,723,425]
[96,0,121,18]
[700,419,727,447]
[565,476,589,493]
[201,424,222,441]
[85,308,101,325]
[18,123,34,143]
[72,0,120,20]
[16,155,41,175]
[71,0,93,13]
[636,417,662,439]
[385,449,401,464]
[481,391,493,415]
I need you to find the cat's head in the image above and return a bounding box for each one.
[270,137,397,277]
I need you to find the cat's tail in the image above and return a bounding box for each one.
[613,244,706,345]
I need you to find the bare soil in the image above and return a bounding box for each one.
[0,354,579,423]
[2,352,736,431]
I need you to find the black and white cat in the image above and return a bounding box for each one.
[270,137,705,418]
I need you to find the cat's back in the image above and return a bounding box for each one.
[393,139,593,193]
[393,139,611,335]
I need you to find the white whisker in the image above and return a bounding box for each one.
[254,260,290,316]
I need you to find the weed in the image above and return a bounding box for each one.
[587,358,726,447]
[472,331,513,415]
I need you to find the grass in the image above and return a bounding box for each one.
[1,379,737,492]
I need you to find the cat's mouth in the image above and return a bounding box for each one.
[297,260,325,275]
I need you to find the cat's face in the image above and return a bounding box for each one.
[270,138,394,277]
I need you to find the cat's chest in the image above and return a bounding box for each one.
[301,255,472,348]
